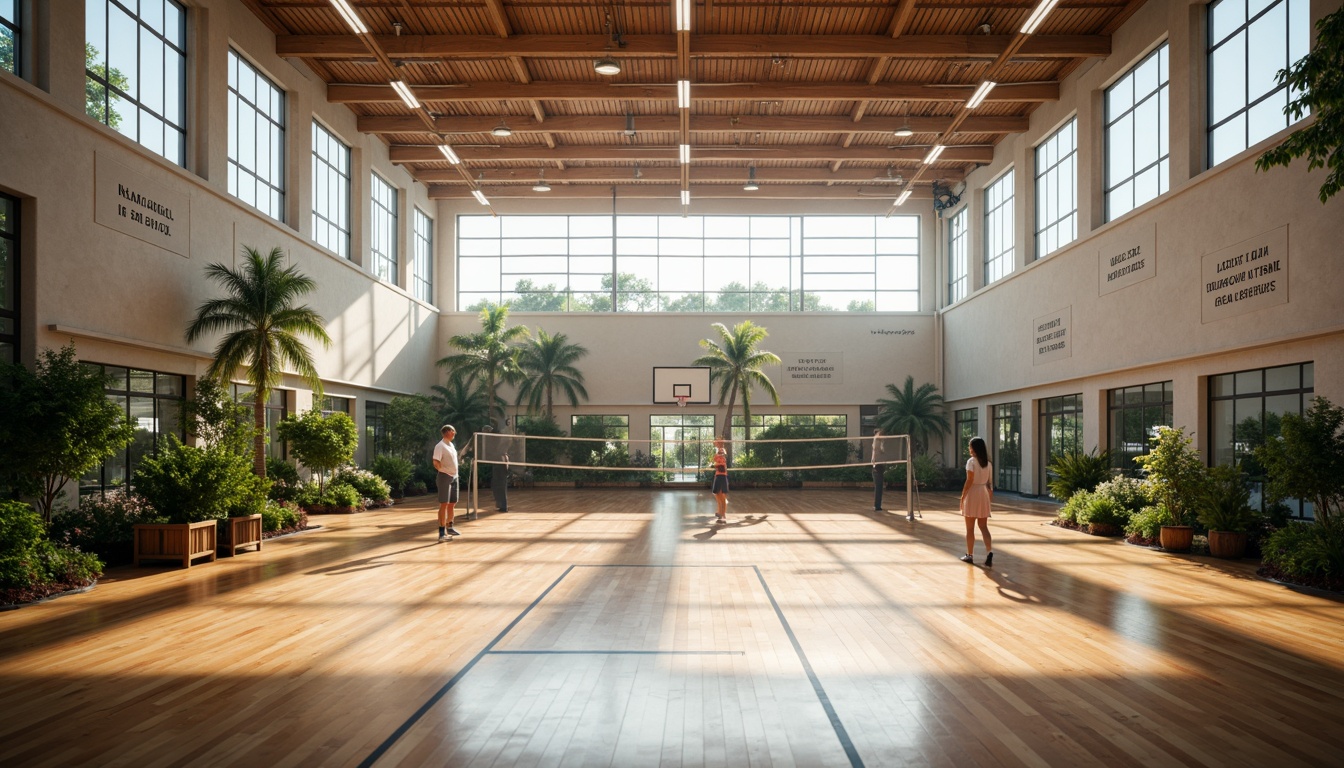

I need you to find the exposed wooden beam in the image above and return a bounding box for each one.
[433,185,936,201]
[390,144,993,164]
[329,81,1058,104]
[357,113,1029,135]
[414,167,964,185]
[278,34,1109,60]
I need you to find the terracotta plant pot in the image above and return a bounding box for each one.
[1207,530,1248,559]
[1159,525,1195,552]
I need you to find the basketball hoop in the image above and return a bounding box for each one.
[674,395,688,408]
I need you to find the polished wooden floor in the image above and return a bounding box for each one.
[2,490,1343,767]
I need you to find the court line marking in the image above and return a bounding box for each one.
[488,650,746,656]
[360,563,864,768]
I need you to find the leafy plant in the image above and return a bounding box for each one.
[384,395,442,461]
[1078,496,1130,533]
[876,376,950,456]
[1046,448,1113,501]
[437,304,529,427]
[1199,464,1261,533]
[0,500,102,597]
[1058,489,1094,526]
[51,490,165,552]
[0,345,136,523]
[332,466,391,503]
[326,483,362,509]
[1134,426,1208,527]
[186,246,332,478]
[179,378,254,456]
[1125,505,1169,543]
[132,437,268,524]
[692,320,782,441]
[1261,521,1344,586]
[372,454,414,497]
[1090,476,1154,513]
[1255,7,1344,203]
[277,410,358,492]
[260,500,302,533]
[1254,397,1344,528]
[516,329,590,419]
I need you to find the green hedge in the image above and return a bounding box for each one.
[1261,522,1344,590]
[1,500,102,604]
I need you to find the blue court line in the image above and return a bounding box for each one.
[753,565,865,768]
[356,564,576,768]
[487,649,746,656]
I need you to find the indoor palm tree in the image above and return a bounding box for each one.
[430,375,496,444]
[692,320,781,442]
[437,304,529,428]
[185,246,331,478]
[877,375,950,456]
[516,329,589,420]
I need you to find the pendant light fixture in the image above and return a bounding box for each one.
[743,166,760,191]
[491,118,513,138]
[533,170,552,192]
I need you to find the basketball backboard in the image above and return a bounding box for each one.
[653,366,712,405]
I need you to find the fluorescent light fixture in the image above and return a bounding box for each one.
[1020,0,1061,34]
[894,122,914,138]
[966,81,997,109]
[532,180,551,192]
[895,189,913,206]
[680,189,690,206]
[676,0,692,32]
[471,189,489,205]
[677,80,690,109]
[923,144,946,165]
[744,166,759,191]
[390,80,420,110]
[679,144,691,164]
[438,145,461,164]
[330,0,368,35]
[594,57,621,76]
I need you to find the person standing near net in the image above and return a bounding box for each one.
[959,436,994,565]
[871,428,889,512]
[433,424,461,541]
[711,438,729,523]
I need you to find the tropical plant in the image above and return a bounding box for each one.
[180,378,254,456]
[384,394,441,461]
[1199,464,1261,533]
[430,376,495,444]
[1046,448,1113,501]
[1255,7,1344,203]
[691,320,781,441]
[516,329,589,419]
[276,410,358,492]
[0,344,136,523]
[437,304,529,428]
[1134,426,1208,527]
[132,437,268,525]
[185,246,331,478]
[1254,397,1344,528]
[876,376,950,456]
[372,454,415,498]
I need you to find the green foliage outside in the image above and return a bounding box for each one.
[132,437,268,524]
[0,344,136,523]
[384,395,441,461]
[1199,464,1261,533]
[1134,426,1208,527]
[277,410,358,492]
[747,423,855,481]
[515,416,568,480]
[1254,397,1344,528]
[0,499,103,601]
[430,377,495,448]
[1256,7,1344,203]
[471,277,839,313]
[83,43,130,129]
[876,376,950,456]
[692,320,781,441]
[1046,449,1113,501]
[186,246,331,478]
[371,454,414,497]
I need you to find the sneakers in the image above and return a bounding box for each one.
[984,552,994,567]
[438,529,448,542]
[906,513,915,521]
[446,526,461,536]
[959,554,974,564]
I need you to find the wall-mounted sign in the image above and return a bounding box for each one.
[782,353,842,383]
[1033,306,1072,365]
[869,328,917,336]
[1201,225,1289,323]
[1098,222,1156,295]
[95,153,191,257]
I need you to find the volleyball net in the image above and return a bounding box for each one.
[466,430,915,517]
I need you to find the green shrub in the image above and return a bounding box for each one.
[1058,489,1093,525]
[133,438,268,524]
[1046,449,1113,501]
[733,451,794,486]
[0,500,102,594]
[372,454,415,497]
[0,499,46,557]
[266,457,301,486]
[1125,505,1168,541]
[1078,496,1130,530]
[1091,476,1153,512]
[1262,522,1344,582]
[261,500,301,532]
[332,466,391,502]
[51,491,165,551]
[1199,464,1261,533]
[326,483,362,508]
[406,479,428,496]
[293,481,323,510]
[36,544,102,586]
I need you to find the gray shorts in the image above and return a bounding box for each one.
[437,473,459,503]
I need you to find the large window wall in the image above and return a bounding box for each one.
[365,400,390,459]
[1208,0,1309,167]
[85,0,187,166]
[233,384,287,461]
[992,402,1021,493]
[947,207,968,304]
[955,408,978,456]
[1039,394,1083,498]
[1108,381,1172,475]
[458,215,920,313]
[1106,43,1170,221]
[983,170,1015,285]
[227,49,286,221]
[1034,118,1078,261]
[81,364,185,496]
[1,1,19,74]
[370,173,398,284]
[412,208,433,303]
[650,413,715,479]
[311,121,351,259]
[0,193,17,365]
[1209,361,1314,517]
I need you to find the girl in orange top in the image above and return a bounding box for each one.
[711,439,729,523]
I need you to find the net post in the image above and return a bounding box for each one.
[471,431,480,520]
[906,434,914,520]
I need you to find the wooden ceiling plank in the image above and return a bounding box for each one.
[390,144,994,163]
[481,0,513,38]
[357,113,1029,135]
[431,185,935,201]
[416,166,964,184]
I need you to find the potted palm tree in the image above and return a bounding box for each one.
[1198,464,1260,559]
[877,376,950,459]
[692,320,782,443]
[1135,426,1207,552]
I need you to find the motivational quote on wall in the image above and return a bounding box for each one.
[1201,225,1288,323]
[1098,222,1156,295]
[94,153,191,257]
[781,353,843,384]
[1033,306,1072,365]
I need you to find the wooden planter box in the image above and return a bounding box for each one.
[1207,530,1248,559]
[134,521,217,568]
[1159,525,1195,552]
[223,514,263,556]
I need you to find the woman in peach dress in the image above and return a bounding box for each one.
[958,437,994,566]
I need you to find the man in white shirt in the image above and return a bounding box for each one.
[433,424,461,541]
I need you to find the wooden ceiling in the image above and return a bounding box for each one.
[243,0,1147,209]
